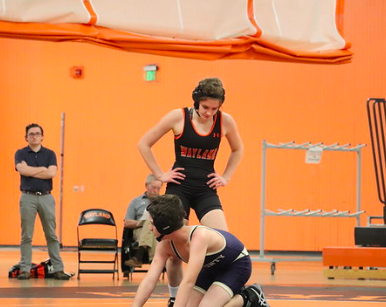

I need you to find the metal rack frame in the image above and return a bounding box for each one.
[257,140,366,274]
[367,98,386,223]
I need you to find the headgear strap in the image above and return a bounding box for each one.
[192,84,225,110]
[147,204,184,241]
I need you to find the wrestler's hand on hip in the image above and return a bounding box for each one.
[160,167,185,184]
[207,173,228,190]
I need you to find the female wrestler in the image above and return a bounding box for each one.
[138,77,243,230]
[138,78,244,305]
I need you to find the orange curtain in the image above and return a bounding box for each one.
[0,0,352,64]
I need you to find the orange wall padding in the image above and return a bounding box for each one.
[0,0,352,64]
[0,0,385,252]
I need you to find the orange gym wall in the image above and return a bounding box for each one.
[0,0,385,252]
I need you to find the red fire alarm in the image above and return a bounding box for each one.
[70,66,84,79]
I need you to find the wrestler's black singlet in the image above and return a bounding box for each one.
[174,107,222,188]
[166,108,223,219]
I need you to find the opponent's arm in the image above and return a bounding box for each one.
[138,109,185,184]
[131,241,170,307]
[174,230,208,307]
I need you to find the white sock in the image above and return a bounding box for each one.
[168,285,178,298]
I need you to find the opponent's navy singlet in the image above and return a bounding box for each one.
[170,226,248,267]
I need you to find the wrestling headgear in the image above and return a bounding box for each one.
[192,78,225,110]
[147,195,185,241]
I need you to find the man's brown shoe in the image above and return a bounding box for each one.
[53,271,70,280]
[17,272,31,280]
[124,257,143,268]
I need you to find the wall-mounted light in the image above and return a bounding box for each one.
[144,64,159,81]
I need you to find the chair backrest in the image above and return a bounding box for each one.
[78,209,116,226]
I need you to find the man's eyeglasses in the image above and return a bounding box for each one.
[27,132,42,138]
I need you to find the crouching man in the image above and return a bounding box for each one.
[130,194,269,307]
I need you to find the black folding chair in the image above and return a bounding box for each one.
[121,227,151,280]
[77,208,119,280]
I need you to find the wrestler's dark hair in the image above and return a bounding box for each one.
[192,78,225,109]
[147,195,185,236]
[25,123,44,137]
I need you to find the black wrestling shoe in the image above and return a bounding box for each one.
[167,297,175,307]
[242,284,269,307]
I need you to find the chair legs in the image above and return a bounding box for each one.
[77,250,119,280]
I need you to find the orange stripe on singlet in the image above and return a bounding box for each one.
[83,0,98,25]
